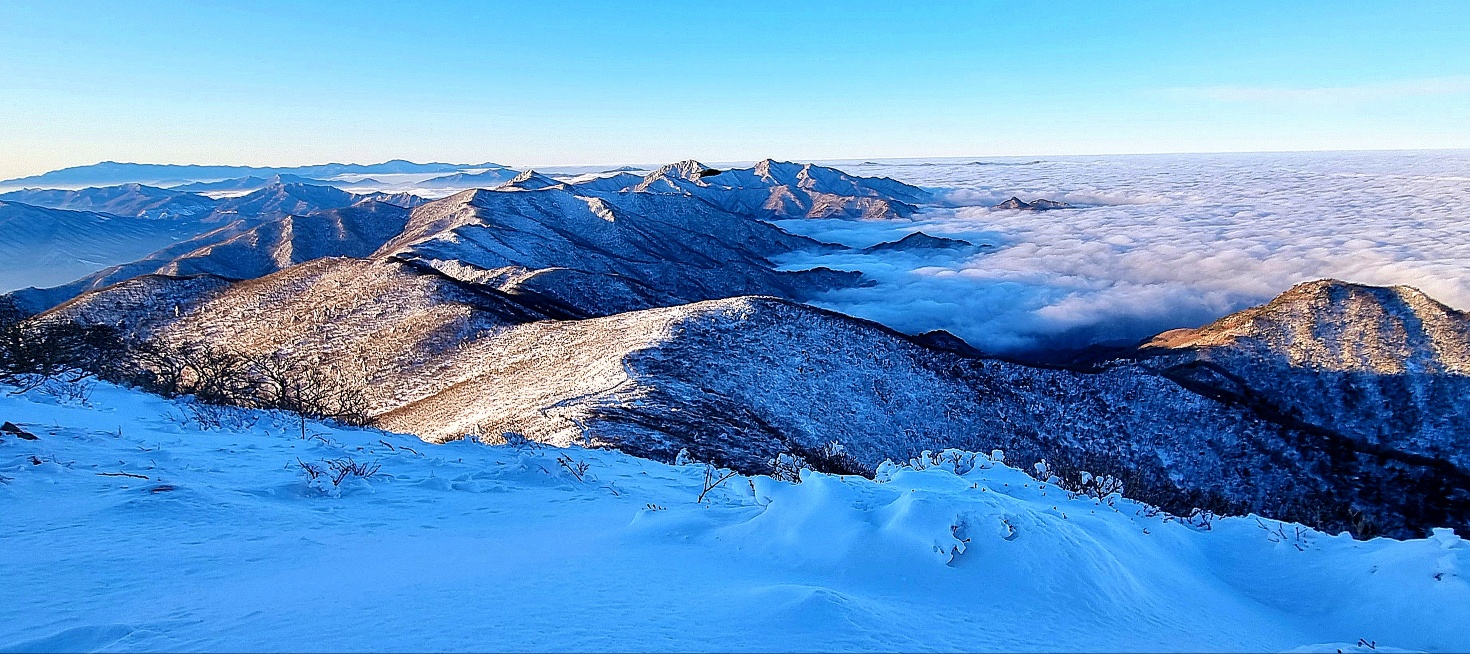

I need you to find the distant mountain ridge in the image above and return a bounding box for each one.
[0,201,205,291]
[0,184,216,219]
[0,159,486,189]
[3,181,397,309]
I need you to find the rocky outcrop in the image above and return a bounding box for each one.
[992,197,1072,211]
[863,231,983,253]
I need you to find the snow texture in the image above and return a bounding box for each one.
[1,382,1465,652]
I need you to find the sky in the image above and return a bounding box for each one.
[2,1,1468,178]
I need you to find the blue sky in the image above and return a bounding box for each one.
[2,1,1467,177]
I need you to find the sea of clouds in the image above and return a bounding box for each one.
[778,150,1470,354]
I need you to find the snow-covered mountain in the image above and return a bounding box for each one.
[38,270,1470,537]
[1138,279,1470,477]
[0,183,217,219]
[376,185,857,318]
[863,231,983,253]
[628,159,931,220]
[1,183,412,310]
[207,182,361,219]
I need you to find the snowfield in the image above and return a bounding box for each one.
[2,383,1465,652]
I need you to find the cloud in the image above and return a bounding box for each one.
[777,150,1470,354]
[1169,76,1470,105]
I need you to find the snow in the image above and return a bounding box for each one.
[3,382,1466,652]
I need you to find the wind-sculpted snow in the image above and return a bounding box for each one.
[0,383,1465,652]
[782,150,1470,354]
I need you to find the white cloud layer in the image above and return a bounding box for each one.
[781,150,1470,354]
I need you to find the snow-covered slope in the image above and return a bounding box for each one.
[0,382,1464,652]
[0,183,217,219]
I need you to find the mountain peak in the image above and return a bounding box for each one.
[498,170,562,191]
[863,231,980,253]
[652,160,713,182]
[1144,279,1470,374]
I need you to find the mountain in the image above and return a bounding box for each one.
[992,197,1072,211]
[377,185,858,317]
[3,182,391,311]
[14,161,1468,537]
[863,231,983,253]
[1138,279,1470,475]
[3,163,878,316]
[38,271,1470,537]
[495,170,563,191]
[0,160,473,189]
[565,172,646,193]
[0,183,217,219]
[355,192,426,208]
[416,168,521,189]
[0,201,207,292]
[629,159,931,220]
[170,174,336,193]
[209,182,360,220]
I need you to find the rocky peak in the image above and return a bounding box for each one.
[498,170,562,191]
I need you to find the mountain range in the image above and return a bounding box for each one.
[7,159,1468,538]
[0,159,488,189]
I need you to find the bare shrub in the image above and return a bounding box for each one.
[556,454,590,482]
[0,312,126,393]
[299,456,380,489]
[124,340,374,429]
[697,464,739,503]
